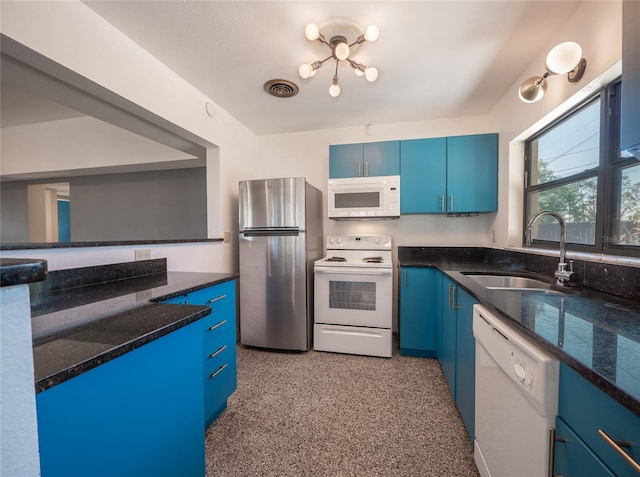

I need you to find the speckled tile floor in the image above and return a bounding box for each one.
[205,339,480,477]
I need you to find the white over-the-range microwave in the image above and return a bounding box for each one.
[328,175,400,219]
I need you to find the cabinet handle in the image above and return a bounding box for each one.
[548,427,567,477]
[208,319,227,331]
[365,162,369,177]
[358,162,362,177]
[209,363,228,380]
[206,294,227,304]
[449,195,454,212]
[208,345,227,359]
[441,195,445,212]
[403,270,407,287]
[598,429,640,473]
[448,284,453,310]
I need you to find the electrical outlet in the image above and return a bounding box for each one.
[136,290,152,302]
[223,231,231,243]
[135,249,151,261]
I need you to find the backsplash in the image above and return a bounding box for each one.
[397,247,640,302]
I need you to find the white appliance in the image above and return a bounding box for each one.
[327,176,400,219]
[314,234,393,358]
[473,304,559,477]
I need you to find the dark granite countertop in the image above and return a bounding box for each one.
[31,267,238,393]
[0,258,47,287]
[398,247,640,418]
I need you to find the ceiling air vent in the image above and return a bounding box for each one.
[264,79,299,98]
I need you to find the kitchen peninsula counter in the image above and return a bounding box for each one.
[398,246,640,418]
[30,261,238,392]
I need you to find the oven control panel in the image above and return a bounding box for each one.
[326,234,392,250]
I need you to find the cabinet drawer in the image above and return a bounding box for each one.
[202,306,235,344]
[554,417,615,477]
[186,280,236,312]
[559,364,640,477]
[204,352,237,424]
[204,330,236,377]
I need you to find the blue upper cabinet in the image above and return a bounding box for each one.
[399,133,498,214]
[329,141,400,178]
[621,0,640,158]
[329,143,363,178]
[446,133,498,213]
[400,138,447,213]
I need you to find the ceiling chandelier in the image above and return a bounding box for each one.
[298,18,380,97]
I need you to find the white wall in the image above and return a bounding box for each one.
[1,116,195,176]
[0,0,259,273]
[487,1,623,251]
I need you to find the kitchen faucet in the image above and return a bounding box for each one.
[525,210,574,285]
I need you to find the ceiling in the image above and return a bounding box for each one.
[2,1,584,136]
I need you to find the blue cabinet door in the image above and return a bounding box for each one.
[455,289,477,439]
[440,275,457,396]
[446,134,498,213]
[329,143,364,178]
[554,417,616,477]
[36,321,204,477]
[399,267,437,357]
[621,1,640,157]
[400,138,447,213]
[364,140,400,177]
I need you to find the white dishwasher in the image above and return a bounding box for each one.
[473,304,559,477]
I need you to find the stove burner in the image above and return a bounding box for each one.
[363,256,384,263]
[325,256,347,262]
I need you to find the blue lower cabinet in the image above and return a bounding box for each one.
[556,363,640,477]
[439,273,477,439]
[36,321,205,477]
[399,267,438,357]
[186,280,238,428]
[554,417,615,477]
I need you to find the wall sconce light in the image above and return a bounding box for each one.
[298,18,379,98]
[518,41,587,103]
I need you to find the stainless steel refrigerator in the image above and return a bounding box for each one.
[238,177,323,351]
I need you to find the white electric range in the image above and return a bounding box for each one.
[313,234,393,358]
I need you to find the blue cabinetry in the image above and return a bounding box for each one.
[400,138,447,213]
[554,363,640,477]
[399,267,438,357]
[36,321,205,477]
[621,0,640,158]
[440,274,477,439]
[329,141,400,178]
[165,280,238,428]
[400,133,498,214]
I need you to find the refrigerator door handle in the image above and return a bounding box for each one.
[242,227,300,237]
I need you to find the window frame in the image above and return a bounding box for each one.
[523,78,640,258]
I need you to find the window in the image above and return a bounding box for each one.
[524,79,640,256]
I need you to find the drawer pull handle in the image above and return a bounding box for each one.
[209,364,227,380]
[207,294,227,304]
[209,345,227,359]
[598,429,640,473]
[208,320,227,331]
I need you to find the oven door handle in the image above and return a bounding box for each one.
[314,268,392,276]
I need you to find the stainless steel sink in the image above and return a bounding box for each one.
[464,274,551,291]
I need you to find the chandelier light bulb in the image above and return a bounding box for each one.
[354,68,364,77]
[365,25,380,42]
[329,83,341,97]
[298,63,312,79]
[546,41,582,75]
[309,68,317,77]
[304,23,320,41]
[334,42,350,61]
[365,66,379,82]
